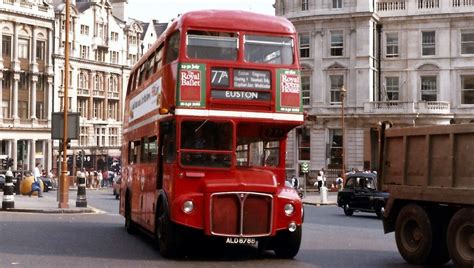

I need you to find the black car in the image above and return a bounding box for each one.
[337,172,389,219]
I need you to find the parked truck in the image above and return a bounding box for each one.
[379,122,473,267]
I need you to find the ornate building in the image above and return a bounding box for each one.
[0,0,55,172]
[52,0,143,173]
[277,0,474,177]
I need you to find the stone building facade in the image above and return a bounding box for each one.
[0,0,55,173]
[52,0,143,174]
[276,0,474,177]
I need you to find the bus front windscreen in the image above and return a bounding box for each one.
[180,120,233,168]
[244,35,294,65]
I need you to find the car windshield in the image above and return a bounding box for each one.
[180,120,233,168]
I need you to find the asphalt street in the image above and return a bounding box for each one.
[0,190,455,267]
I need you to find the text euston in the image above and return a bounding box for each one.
[211,90,271,101]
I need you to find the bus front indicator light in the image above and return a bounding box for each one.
[288,222,297,232]
[183,200,194,214]
[284,203,295,216]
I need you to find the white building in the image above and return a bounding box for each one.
[0,0,55,172]
[141,19,167,54]
[52,0,143,173]
[277,0,474,179]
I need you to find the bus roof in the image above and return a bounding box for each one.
[178,10,296,34]
[132,10,296,72]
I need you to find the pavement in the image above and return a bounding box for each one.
[0,189,98,214]
[0,188,337,213]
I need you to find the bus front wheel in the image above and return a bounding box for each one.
[273,225,302,259]
[156,202,181,258]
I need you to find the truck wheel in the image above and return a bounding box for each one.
[375,202,385,219]
[447,208,474,267]
[156,202,181,258]
[343,204,354,216]
[273,225,302,259]
[395,204,433,265]
[125,195,136,234]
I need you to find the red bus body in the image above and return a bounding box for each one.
[120,10,304,258]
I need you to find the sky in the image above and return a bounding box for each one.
[126,0,276,23]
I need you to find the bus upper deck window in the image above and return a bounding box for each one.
[186,31,238,61]
[244,35,293,65]
[165,31,180,64]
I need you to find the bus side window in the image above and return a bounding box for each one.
[148,136,158,162]
[165,31,180,64]
[141,137,148,163]
[154,45,163,72]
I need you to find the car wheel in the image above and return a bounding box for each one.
[273,225,302,259]
[375,202,385,219]
[447,208,474,267]
[343,204,354,216]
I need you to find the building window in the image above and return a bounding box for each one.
[59,97,72,111]
[19,72,28,91]
[36,40,45,61]
[461,31,474,55]
[386,33,399,58]
[18,38,29,59]
[37,75,45,91]
[2,35,12,57]
[330,31,343,56]
[95,127,106,146]
[2,71,11,89]
[80,25,89,35]
[421,76,437,101]
[80,127,88,146]
[19,101,28,119]
[78,99,88,117]
[2,100,10,118]
[385,77,399,101]
[302,0,309,10]
[329,129,342,169]
[297,128,310,161]
[299,33,310,58]
[333,0,342,8]
[422,31,436,56]
[80,45,89,59]
[93,100,103,118]
[95,49,106,62]
[301,75,311,106]
[36,102,44,119]
[461,75,474,104]
[111,32,119,42]
[110,51,119,64]
[330,75,344,103]
[109,128,118,146]
[78,72,88,89]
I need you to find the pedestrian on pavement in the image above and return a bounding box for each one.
[315,170,324,191]
[97,170,103,190]
[336,174,343,191]
[27,165,43,197]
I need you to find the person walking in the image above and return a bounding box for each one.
[27,164,43,197]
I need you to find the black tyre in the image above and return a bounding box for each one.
[125,195,136,234]
[156,202,181,258]
[375,202,385,219]
[343,204,354,216]
[273,225,302,259]
[395,204,450,265]
[447,208,474,268]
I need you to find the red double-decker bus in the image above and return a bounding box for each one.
[120,10,304,258]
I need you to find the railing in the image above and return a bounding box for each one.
[93,90,105,97]
[77,88,90,95]
[377,1,407,11]
[107,92,119,98]
[19,0,32,8]
[3,0,14,4]
[452,0,474,7]
[38,5,48,12]
[418,0,439,9]
[364,101,451,114]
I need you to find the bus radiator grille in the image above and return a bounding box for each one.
[210,192,273,237]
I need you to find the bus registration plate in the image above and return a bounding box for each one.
[225,237,256,245]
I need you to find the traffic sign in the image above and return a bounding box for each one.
[300,162,310,174]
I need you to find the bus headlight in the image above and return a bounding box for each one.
[284,203,295,216]
[182,200,194,214]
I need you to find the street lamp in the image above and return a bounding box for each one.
[340,85,347,182]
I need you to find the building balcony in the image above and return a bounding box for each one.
[93,90,105,97]
[77,88,90,96]
[107,91,119,99]
[92,36,109,50]
[375,0,474,16]
[363,101,451,114]
[0,0,53,15]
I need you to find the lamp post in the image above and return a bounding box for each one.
[59,0,71,208]
[340,85,347,181]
